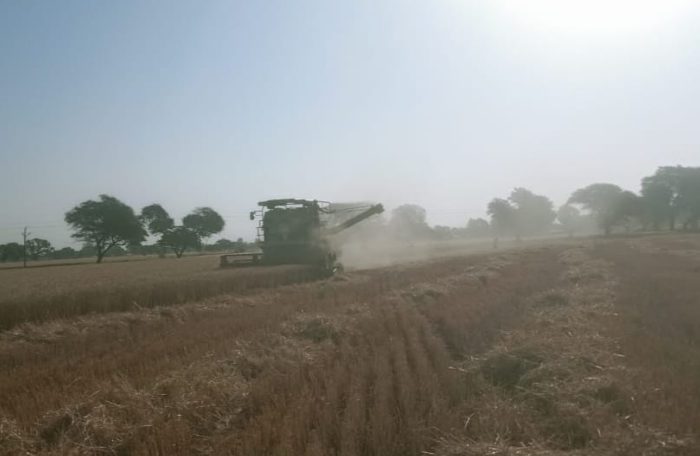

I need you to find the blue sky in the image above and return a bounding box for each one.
[1,0,699,246]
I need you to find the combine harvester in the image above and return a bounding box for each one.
[220,199,384,274]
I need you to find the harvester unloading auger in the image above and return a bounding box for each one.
[220,199,384,274]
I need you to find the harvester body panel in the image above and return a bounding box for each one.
[220,199,383,272]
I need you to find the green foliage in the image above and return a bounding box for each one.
[52,247,78,260]
[183,207,225,239]
[78,244,97,258]
[640,166,700,230]
[204,238,249,253]
[139,204,227,257]
[65,194,146,263]
[140,204,175,235]
[160,226,201,258]
[568,183,623,235]
[26,238,54,260]
[568,184,644,235]
[568,183,622,213]
[0,242,23,262]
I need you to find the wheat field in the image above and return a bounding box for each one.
[1,235,699,454]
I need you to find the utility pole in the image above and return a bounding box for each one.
[22,226,30,268]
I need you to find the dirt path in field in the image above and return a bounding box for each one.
[2,239,700,455]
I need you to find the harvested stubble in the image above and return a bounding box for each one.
[433,243,700,455]
[2,237,699,455]
[595,239,700,436]
[0,248,564,454]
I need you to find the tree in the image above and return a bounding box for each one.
[487,198,517,239]
[65,195,146,263]
[52,247,78,260]
[160,226,201,258]
[183,207,225,241]
[641,166,700,230]
[508,188,556,237]
[640,178,674,230]
[107,245,128,257]
[79,244,97,258]
[205,238,248,252]
[568,183,624,236]
[612,191,643,232]
[140,204,175,257]
[557,205,582,237]
[389,204,432,239]
[465,218,491,238]
[433,225,455,240]
[140,204,174,235]
[675,168,700,230]
[26,238,54,260]
[139,205,226,258]
[0,243,23,262]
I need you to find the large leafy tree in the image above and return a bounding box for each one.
[140,205,225,258]
[183,207,225,241]
[466,218,491,238]
[487,189,554,240]
[508,188,556,237]
[642,166,700,230]
[568,183,641,235]
[568,183,621,235]
[613,191,644,232]
[389,204,432,239]
[140,204,175,236]
[640,177,674,230]
[557,204,582,237]
[26,238,54,260]
[160,226,201,258]
[65,195,146,263]
[53,247,78,260]
[487,198,517,239]
[0,243,23,262]
[140,204,175,257]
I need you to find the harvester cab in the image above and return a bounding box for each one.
[220,199,384,274]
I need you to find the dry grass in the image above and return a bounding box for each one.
[0,247,564,454]
[0,254,319,329]
[2,236,700,455]
[595,238,700,435]
[0,252,192,270]
[0,254,229,299]
[432,244,699,455]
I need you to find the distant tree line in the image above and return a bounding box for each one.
[3,165,699,262]
[480,165,700,240]
[346,165,700,244]
[0,195,252,264]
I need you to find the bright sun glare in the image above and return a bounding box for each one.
[501,0,693,37]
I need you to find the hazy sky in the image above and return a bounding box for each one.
[1,0,699,246]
